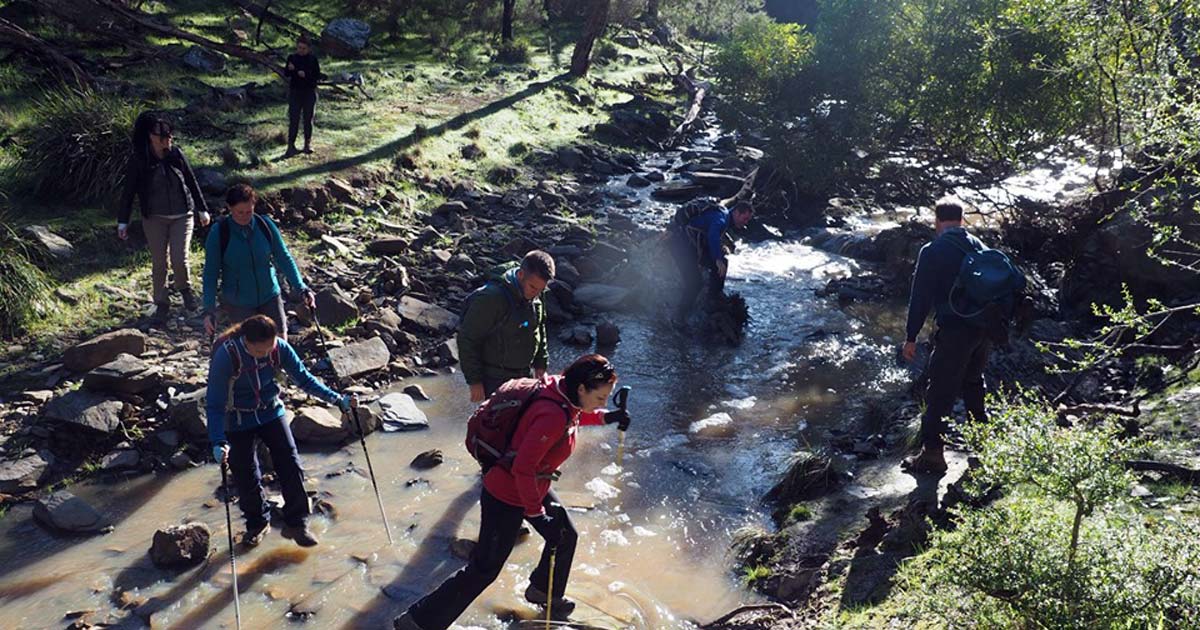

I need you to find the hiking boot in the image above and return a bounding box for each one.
[181,288,198,312]
[152,302,170,323]
[302,145,313,155]
[280,523,319,547]
[392,611,425,630]
[283,146,299,158]
[242,522,271,548]
[902,446,948,476]
[524,583,576,620]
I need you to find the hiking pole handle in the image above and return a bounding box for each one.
[613,386,630,468]
[613,386,630,412]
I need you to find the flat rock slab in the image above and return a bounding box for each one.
[397,297,459,333]
[376,393,428,432]
[34,491,109,534]
[327,337,390,380]
[23,225,73,258]
[44,390,124,434]
[64,329,147,373]
[651,181,706,201]
[573,284,631,311]
[84,354,162,394]
[291,406,349,444]
[0,452,52,494]
[366,238,409,255]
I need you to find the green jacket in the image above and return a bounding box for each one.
[457,267,548,385]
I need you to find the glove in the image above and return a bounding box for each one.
[604,408,631,431]
[212,443,229,464]
[337,394,356,412]
[528,513,565,549]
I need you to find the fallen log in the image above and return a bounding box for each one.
[0,17,92,88]
[1056,401,1141,419]
[1126,459,1200,485]
[669,72,706,146]
[231,0,318,43]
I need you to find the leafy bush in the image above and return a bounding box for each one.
[712,14,814,107]
[11,88,138,206]
[495,38,532,64]
[893,390,1200,628]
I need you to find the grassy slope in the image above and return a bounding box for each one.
[0,2,673,370]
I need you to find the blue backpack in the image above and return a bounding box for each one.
[946,233,1026,324]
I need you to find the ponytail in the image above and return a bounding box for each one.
[221,314,278,345]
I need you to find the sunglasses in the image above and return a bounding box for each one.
[584,360,615,385]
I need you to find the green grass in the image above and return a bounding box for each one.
[786,503,814,524]
[742,564,772,585]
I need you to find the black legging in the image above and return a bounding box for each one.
[227,414,309,529]
[408,487,578,630]
[287,89,318,148]
[669,230,725,319]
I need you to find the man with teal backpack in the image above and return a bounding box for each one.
[902,197,1026,475]
[457,250,555,402]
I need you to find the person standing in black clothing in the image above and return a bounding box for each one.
[284,36,323,157]
[118,113,211,322]
[901,197,991,475]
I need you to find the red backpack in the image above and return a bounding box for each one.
[465,378,570,471]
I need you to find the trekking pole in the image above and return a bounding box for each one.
[545,548,557,629]
[220,459,243,630]
[311,312,394,545]
[613,387,630,468]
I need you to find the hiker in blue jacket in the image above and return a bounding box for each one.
[668,199,753,326]
[902,197,993,475]
[207,314,356,547]
[202,183,315,339]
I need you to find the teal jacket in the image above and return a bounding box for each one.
[457,267,548,385]
[202,215,307,312]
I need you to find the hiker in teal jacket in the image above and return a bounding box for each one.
[457,251,555,402]
[202,183,315,339]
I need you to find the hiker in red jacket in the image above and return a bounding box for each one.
[393,354,632,630]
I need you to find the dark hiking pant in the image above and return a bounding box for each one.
[408,488,578,630]
[919,324,991,450]
[669,230,724,319]
[287,89,318,148]
[228,415,309,529]
[482,370,531,398]
[222,293,288,340]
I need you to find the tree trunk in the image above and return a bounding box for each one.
[501,0,516,41]
[570,0,609,77]
[646,0,659,24]
[0,17,93,88]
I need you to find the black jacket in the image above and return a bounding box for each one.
[285,53,323,92]
[118,145,209,224]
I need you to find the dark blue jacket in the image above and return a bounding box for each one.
[202,215,307,312]
[905,227,985,342]
[205,337,341,445]
[686,208,731,265]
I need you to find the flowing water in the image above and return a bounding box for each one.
[0,125,920,629]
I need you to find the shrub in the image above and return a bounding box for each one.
[595,41,620,62]
[712,14,814,108]
[495,38,532,64]
[0,210,52,338]
[12,88,139,205]
[893,390,1200,628]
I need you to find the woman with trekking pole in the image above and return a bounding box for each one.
[206,314,357,548]
[393,354,632,630]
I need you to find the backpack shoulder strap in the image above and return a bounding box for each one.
[944,231,984,256]
[222,338,243,379]
[219,216,232,257]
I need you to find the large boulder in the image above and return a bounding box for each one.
[83,354,162,395]
[64,329,146,373]
[23,225,73,259]
[290,406,348,444]
[181,46,226,73]
[43,390,123,434]
[194,168,228,196]
[321,18,370,58]
[100,449,140,471]
[315,286,360,328]
[397,297,459,333]
[33,491,109,534]
[573,284,631,311]
[327,337,391,380]
[150,522,211,569]
[0,452,52,494]
[1091,211,1200,300]
[377,393,428,432]
[170,389,207,439]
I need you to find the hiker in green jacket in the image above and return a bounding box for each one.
[457,250,555,402]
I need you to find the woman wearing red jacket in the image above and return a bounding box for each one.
[394,354,632,630]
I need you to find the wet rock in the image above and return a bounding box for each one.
[181,46,226,73]
[691,171,746,196]
[154,430,181,451]
[169,452,195,470]
[410,449,444,470]
[626,173,651,188]
[64,329,147,372]
[689,412,734,436]
[559,325,593,346]
[44,390,123,434]
[766,451,842,504]
[291,406,349,444]
[0,452,52,494]
[367,237,409,255]
[315,286,360,328]
[450,537,476,560]
[34,491,109,534]
[555,261,581,287]
[651,181,705,201]
[573,284,631,311]
[327,337,391,380]
[556,147,586,170]
[595,321,620,346]
[321,18,370,58]
[377,393,429,431]
[100,449,140,471]
[170,389,207,439]
[435,339,459,365]
[84,354,162,395]
[150,522,211,568]
[403,384,431,401]
[397,296,459,333]
[23,225,73,258]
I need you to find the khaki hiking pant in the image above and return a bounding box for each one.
[143,214,195,305]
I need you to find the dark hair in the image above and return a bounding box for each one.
[132,112,172,157]
[520,250,556,281]
[220,314,278,344]
[297,35,312,46]
[561,354,616,406]
[934,197,966,223]
[226,183,258,207]
[731,200,754,215]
